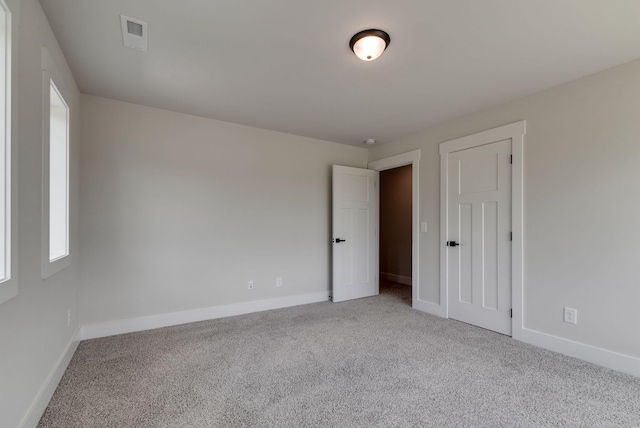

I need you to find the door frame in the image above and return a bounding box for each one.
[439,121,525,339]
[368,150,422,309]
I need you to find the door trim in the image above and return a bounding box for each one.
[368,150,424,310]
[439,121,525,339]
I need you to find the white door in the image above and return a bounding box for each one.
[332,165,378,302]
[446,139,512,335]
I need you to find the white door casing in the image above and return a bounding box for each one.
[446,139,512,335]
[440,121,526,337]
[332,165,378,302]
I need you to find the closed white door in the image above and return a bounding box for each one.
[446,139,512,335]
[332,165,378,302]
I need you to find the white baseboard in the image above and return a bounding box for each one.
[411,300,639,378]
[380,272,412,286]
[515,327,640,378]
[81,291,330,341]
[19,328,80,428]
[413,298,446,318]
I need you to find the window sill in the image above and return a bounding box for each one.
[42,254,70,279]
[0,278,16,304]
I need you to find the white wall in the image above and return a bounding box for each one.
[369,58,640,361]
[79,95,368,327]
[0,0,81,427]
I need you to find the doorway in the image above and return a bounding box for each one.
[368,149,421,309]
[331,150,421,306]
[379,165,412,306]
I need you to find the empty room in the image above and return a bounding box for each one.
[1,1,640,427]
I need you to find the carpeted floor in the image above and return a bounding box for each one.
[39,282,640,427]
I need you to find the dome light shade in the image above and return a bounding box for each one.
[350,29,390,61]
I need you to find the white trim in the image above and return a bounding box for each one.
[517,327,640,378]
[0,275,14,303]
[439,121,526,331]
[510,125,525,342]
[368,150,421,171]
[380,272,412,286]
[81,291,330,340]
[368,150,423,311]
[0,0,15,304]
[439,152,448,316]
[19,328,80,428]
[438,121,526,155]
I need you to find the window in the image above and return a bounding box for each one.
[48,81,69,261]
[0,0,14,304]
[41,48,70,278]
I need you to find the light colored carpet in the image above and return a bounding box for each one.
[39,283,640,427]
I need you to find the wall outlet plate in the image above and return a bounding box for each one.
[248,280,254,290]
[276,277,283,287]
[563,307,577,324]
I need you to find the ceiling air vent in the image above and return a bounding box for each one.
[120,15,148,52]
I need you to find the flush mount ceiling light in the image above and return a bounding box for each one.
[349,29,390,61]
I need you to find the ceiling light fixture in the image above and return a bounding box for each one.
[349,29,390,61]
[364,139,376,145]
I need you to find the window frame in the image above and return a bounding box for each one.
[0,0,15,305]
[41,48,71,279]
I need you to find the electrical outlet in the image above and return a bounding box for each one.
[563,307,577,324]
[421,222,428,233]
[67,309,71,327]
[248,280,254,290]
[276,277,283,287]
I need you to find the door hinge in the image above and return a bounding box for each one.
[510,232,513,241]
[510,309,513,318]
[510,155,513,164]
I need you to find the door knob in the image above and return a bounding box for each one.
[446,241,459,247]
[334,238,346,243]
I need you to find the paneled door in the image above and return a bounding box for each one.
[332,165,378,302]
[446,139,512,335]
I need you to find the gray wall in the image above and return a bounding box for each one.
[369,58,640,359]
[379,165,412,281]
[79,95,368,326]
[0,0,81,426]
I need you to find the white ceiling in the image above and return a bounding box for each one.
[40,0,640,146]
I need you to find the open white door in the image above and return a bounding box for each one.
[332,165,378,302]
